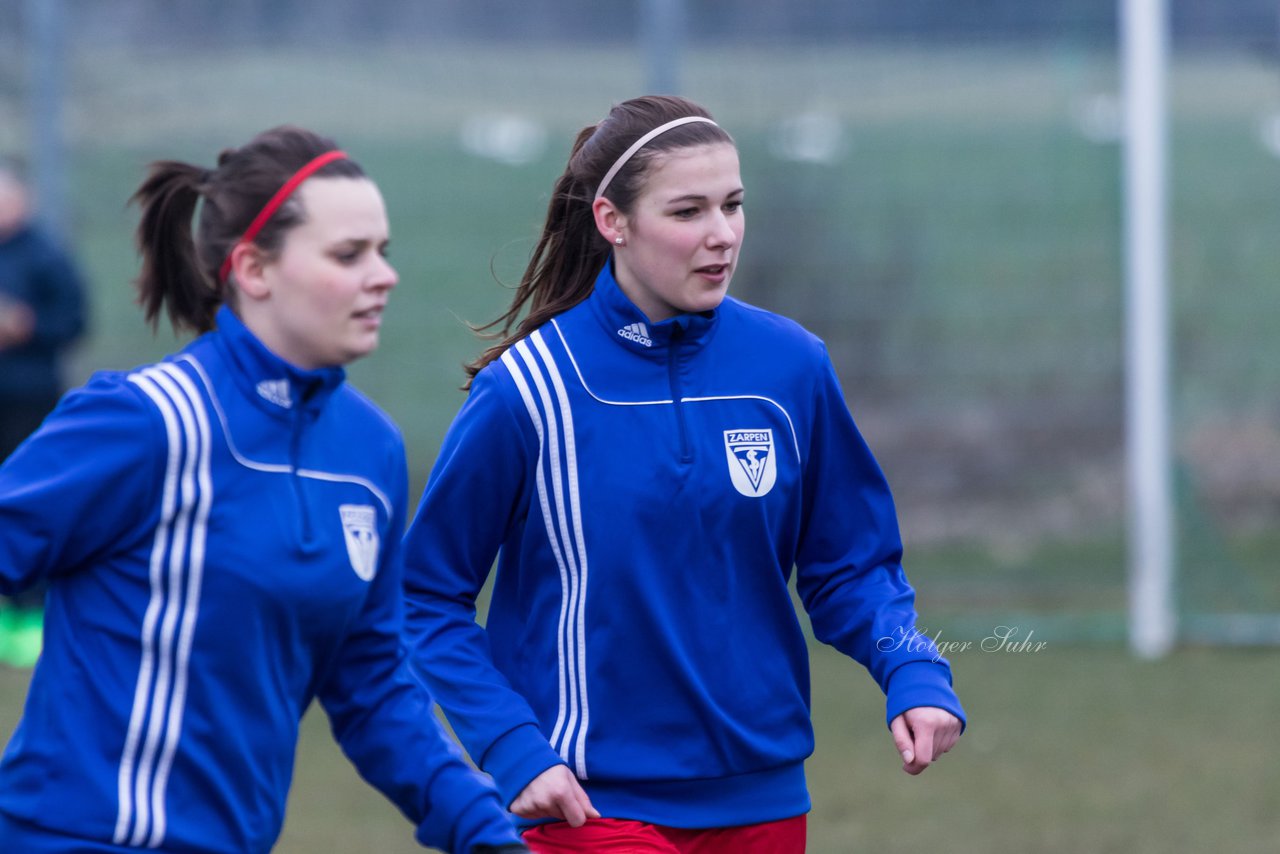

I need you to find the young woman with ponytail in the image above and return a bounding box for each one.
[0,125,526,854]
[401,95,967,852]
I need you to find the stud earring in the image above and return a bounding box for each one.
[614,236,625,245]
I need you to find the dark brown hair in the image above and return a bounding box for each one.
[464,95,734,384]
[130,125,366,334]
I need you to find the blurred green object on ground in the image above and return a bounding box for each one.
[0,605,42,669]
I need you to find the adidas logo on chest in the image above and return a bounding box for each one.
[617,322,653,348]
[255,378,293,409]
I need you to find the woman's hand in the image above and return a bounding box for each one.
[890,706,962,775]
[509,764,601,827]
[0,297,35,350]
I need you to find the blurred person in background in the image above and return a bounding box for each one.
[0,157,87,669]
[0,126,527,854]
[402,95,965,853]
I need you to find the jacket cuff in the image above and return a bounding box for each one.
[481,722,566,807]
[884,660,967,732]
[415,770,523,852]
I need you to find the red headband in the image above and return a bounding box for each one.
[217,149,349,283]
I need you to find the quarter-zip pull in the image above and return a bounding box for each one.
[668,323,692,463]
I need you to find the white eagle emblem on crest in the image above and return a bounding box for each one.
[339,504,379,581]
[723,429,776,497]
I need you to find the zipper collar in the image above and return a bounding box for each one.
[589,260,718,356]
[207,305,346,419]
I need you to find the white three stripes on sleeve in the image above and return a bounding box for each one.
[116,363,213,848]
[499,331,591,778]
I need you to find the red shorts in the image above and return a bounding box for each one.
[522,815,807,853]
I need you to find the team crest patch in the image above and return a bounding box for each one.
[339,504,379,581]
[723,429,776,497]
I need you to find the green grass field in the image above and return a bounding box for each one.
[2,642,1277,853]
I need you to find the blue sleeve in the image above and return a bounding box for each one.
[316,437,523,853]
[0,375,159,595]
[401,368,565,806]
[793,347,966,731]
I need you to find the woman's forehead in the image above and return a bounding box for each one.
[291,177,388,235]
[640,143,742,196]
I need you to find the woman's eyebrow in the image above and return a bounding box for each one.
[665,187,745,204]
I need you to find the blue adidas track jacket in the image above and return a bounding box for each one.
[402,263,966,830]
[0,307,520,853]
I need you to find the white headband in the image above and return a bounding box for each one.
[594,116,720,200]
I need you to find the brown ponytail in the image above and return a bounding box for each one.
[464,95,733,385]
[130,125,365,335]
[131,162,219,333]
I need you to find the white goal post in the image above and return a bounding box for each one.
[1122,0,1176,659]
